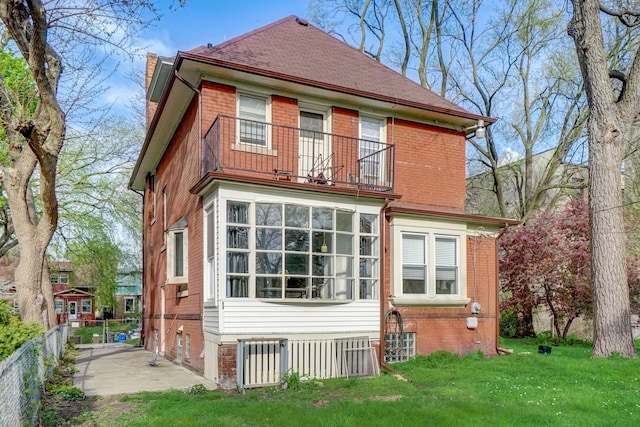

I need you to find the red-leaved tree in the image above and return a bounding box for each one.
[500,198,592,339]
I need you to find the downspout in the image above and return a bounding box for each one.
[174,70,207,354]
[495,223,511,354]
[174,71,202,173]
[379,199,390,368]
[133,189,144,347]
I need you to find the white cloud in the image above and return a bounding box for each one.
[500,147,523,166]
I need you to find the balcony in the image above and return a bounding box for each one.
[202,115,395,193]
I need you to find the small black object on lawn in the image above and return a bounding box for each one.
[538,345,552,354]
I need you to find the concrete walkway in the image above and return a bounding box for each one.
[74,344,215,396]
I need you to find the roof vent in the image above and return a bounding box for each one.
[296,17,308,26]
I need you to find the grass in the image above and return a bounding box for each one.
[51,338,640,426]
[71,322,140,344]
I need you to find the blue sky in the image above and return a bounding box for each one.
[147,1,310,54]
[105,1,310,111]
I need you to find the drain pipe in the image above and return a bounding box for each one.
[133,188,145,347]
[174,70,202,171]
[379,199,390,367]
[495,222,511,355]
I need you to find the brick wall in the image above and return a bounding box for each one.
[390,118,466,209]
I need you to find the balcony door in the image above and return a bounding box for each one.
[359,116,385,186]
[299,111,330,183]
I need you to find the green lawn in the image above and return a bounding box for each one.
[67,338,640,427]
[71,322,140,344]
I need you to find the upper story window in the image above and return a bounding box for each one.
[238,93,269,146]
[167,217,188,285]
[225,200,379,301]
[50,272,69,284]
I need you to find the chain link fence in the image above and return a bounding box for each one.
[0,324,68,427]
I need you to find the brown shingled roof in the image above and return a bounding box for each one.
[185,15,483,121]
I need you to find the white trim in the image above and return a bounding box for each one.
[236,92,272,148]
[81,298,92,314]
[390,216,468,307]
[207,184,383,303]
[167,227,189,284]
[124,297,136,313]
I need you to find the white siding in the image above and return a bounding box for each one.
[220,300,378,335]
[203,301,219,332]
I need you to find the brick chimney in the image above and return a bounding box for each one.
[145,53,159,127]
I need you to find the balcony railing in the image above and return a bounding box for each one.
[203,115,395,192]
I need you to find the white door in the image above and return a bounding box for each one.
[359,117,385,185]
[299,111,330,182]
[68,301,77,320]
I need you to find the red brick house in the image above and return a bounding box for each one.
[130,16,516,388]
[51,263,96,326]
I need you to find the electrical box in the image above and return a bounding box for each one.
[466,317,478,329]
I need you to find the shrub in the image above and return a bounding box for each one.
[0,315,44,360]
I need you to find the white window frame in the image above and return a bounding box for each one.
[204,203,217,304]
[81,298,92,313]
[124,297,136,313]
[167,226,188,285]
[59,272,69,285]
[218,192,380,302]
[55,298,64,314]
[390,216,468,307]
[236,92,272,150]
[50,273,59,284]
[359,115,386,185]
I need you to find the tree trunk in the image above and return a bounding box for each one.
[516,303,536,338]
[569,0,637,358]
[589,116,636,357]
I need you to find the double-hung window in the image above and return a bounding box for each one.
[401,233,459,296]
[81,299,92,313]
[392,217,467,306]
[124,297,136,313]
[402,234,427,294]
[435,237,458,294]
[238,93,268,146]
[167,217,188,285]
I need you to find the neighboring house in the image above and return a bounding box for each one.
[114,271,142,321]
[466,148,587,219]
[129,16,517,389]
[51,262,96,326]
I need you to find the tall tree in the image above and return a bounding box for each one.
[568,0,640,358]
[311,0,588,221]
[0,1,172,328]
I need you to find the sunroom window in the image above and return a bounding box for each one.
[226,201,379,301]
